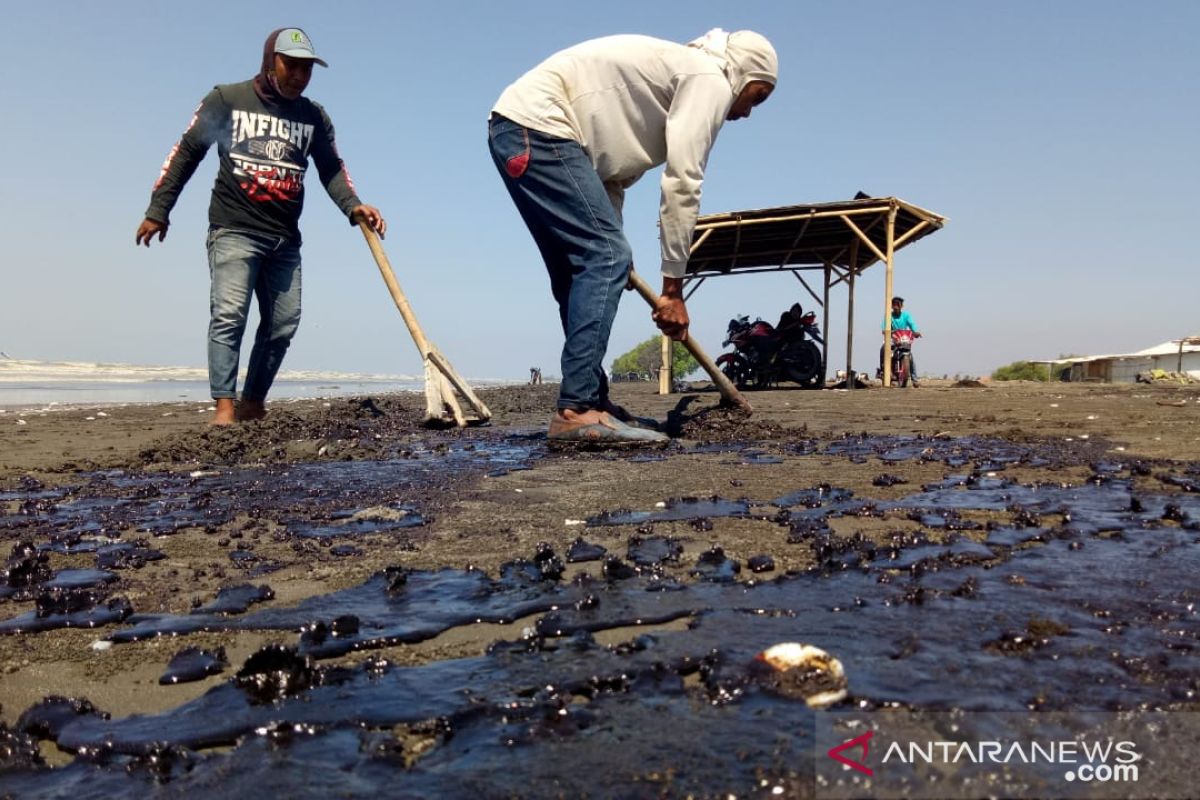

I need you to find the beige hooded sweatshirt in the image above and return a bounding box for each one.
[492,30,778,278]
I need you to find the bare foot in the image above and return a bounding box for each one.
[209,398,236,426]
[237,399,267,422]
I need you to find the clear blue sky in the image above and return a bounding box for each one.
[2,1,1196,380]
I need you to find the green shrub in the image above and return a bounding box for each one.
[991,360,1051,381]
[612,336,699,380]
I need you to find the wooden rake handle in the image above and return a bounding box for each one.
[359,221,432,356]
[625,269,752,413]
[359,221,492,426]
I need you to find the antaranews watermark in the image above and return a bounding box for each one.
[815,711,1198,799]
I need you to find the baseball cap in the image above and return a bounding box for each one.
[273,28,328,67]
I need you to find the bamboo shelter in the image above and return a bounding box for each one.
[660,196,946,391]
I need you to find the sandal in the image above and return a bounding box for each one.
[548,411,668,446]
[601,402,661,431]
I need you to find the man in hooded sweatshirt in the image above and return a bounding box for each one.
[488,29,778,444]
[136,28,386,425]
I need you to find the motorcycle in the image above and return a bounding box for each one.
[888,328,916,387]
[716,306,824,390]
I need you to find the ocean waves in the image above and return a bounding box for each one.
[0,359,420,385]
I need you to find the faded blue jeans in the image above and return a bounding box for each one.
[488,114,630,412]
[206,227,302,401]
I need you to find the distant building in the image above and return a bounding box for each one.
[1052,336,1200,382]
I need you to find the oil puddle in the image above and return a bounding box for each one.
[159,646,229,685]
[0,590,132,634]
[104,566,571,659]
[95,542,165,570]
[0,441,534,542]
[3,435,1198,797]
[587,497,751,526]
[565,537,606,562]
[626,535,682,566]
[43,569,118,590]
[194,584,274,615]
[0,476,64,503]
[736,450,784,465]
[286,503,426,539]
[773,486,855,508]
[822,434,1094,469]
[10,514,1196,797]
[1,440,535,636]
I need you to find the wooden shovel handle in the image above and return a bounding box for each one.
[625,269,752,413]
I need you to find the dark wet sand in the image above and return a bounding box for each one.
[1,379,1198,791]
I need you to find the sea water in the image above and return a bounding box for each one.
[0,358,494,408]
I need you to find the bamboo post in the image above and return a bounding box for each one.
[846,239,858,390]
[882,204,898,387]
[822,262,831,385]
[659,333,672,395]
[626,269,751,412]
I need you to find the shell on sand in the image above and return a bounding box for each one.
[754,642,848,709]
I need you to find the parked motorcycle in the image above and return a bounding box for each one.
[716,305,824,390]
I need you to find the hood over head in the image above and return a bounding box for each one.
[254,27,288,105]
[253,27,326,105]
[687,28,778,95]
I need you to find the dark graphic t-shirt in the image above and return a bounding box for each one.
[145,80,361,240]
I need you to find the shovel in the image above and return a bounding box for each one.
[625,269,752,413]
[359,221,492,427]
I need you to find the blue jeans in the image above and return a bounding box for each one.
[488,114,631,412]
[206,227,302,401]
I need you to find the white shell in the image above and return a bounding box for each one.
[756,642,848,708]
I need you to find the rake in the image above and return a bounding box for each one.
[359,222,492,427]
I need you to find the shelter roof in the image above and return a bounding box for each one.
[685,197,946,278]
[1048,336,1200,364]
[1132,336,1200,357]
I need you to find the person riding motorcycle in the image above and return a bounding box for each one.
[879,296,922,386]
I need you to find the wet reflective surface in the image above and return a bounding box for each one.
[2,433,1197,797]
[159,646,228,685]
[1,441,532,541]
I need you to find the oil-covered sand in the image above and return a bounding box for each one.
[1,380,1197,798]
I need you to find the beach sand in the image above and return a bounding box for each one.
[1,379,1198,790]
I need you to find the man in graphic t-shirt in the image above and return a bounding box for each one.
[136,28,385,425]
